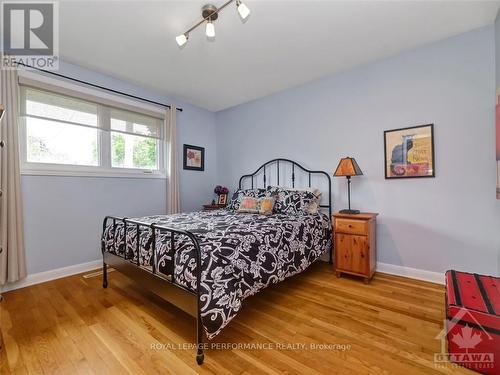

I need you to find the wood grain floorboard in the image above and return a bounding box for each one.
[0,262,474,374]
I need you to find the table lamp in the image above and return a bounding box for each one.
[334,157,363,214]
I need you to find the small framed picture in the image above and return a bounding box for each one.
[384,124,435,179]
[183,144,205,171]
[217,194,227,205]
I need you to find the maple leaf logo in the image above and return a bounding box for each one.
[451,325,482,351]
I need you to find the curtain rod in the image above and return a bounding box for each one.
[16,62,183,112]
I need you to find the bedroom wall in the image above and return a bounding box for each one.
[21,60,218,275]
[216,26,500,276]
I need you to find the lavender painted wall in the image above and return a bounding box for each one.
[21,61,218,274]
[216,26,500,276]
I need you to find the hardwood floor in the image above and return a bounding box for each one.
[0,262,473,374]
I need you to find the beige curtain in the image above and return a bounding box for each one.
[166,106,180,214]
[0,69,26,285]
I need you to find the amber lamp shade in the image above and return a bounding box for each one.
[334,157,363,214]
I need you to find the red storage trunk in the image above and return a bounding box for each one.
[445,270,500,374]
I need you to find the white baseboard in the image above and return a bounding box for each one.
[376,262,445,285]
[1,259,445,293]
[0,259,102,293]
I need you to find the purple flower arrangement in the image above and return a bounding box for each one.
[214,185,229,195]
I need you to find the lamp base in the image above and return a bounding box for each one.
[339,209,360,214]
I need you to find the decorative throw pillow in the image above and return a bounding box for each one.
[237,196,275,215]
[237,196,259,213]
[267,187,320,215]
[258,197,275,215]
[227,188,266,211]
[284,187,322,214]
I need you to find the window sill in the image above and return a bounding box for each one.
[21,168,166,179]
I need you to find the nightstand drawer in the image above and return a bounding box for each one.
[335,218,367,235]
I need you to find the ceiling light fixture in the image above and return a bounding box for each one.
[175,0,250,48]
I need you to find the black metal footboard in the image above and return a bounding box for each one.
[100,216,205,365]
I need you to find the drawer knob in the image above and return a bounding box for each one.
[361,253,365,258]
[348,225,352,228]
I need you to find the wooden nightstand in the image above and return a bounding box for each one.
[333,212,378,284]
[202,204,226,211]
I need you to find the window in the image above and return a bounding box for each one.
[24,88,99,166]
[20,86,165,177]
[110,108,162,170]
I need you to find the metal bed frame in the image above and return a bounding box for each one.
[101,158,332,365]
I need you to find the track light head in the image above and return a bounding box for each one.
[206,20,215,38]
[176,33,188,47]
[202,4,217,38]
[236,0,250,21]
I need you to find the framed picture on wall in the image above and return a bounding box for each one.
[183,144,205,171]
[384,124,435,179]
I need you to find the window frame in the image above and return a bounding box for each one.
[18,72,167,179]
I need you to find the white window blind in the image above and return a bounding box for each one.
[23,87,99,127]
[110,108,162,138]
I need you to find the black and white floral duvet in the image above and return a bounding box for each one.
[102,209,331,339]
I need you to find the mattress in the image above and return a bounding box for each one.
[102,209,331,339]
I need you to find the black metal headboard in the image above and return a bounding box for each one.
[238,158,332,218]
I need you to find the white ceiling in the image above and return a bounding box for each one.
[59,0,500,112]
